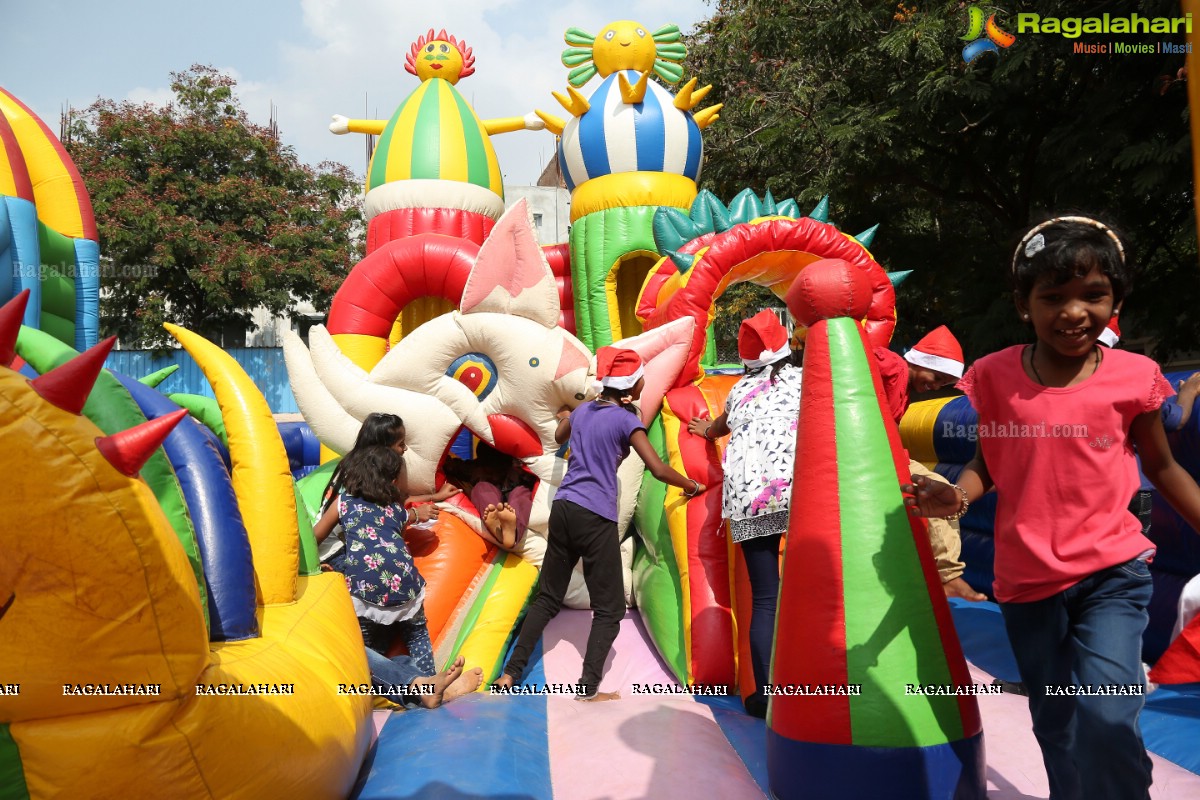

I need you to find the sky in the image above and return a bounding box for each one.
[1,0,715,186]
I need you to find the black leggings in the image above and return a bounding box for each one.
[503,500,626,697]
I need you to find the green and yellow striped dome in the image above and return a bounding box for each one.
[367,78,503,197]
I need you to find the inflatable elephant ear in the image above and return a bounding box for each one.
[611,316,695,426]
[461,198,560,328]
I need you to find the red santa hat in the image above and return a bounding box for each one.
[1098,315,1120,348]
[738,309,790,369]
[904,325,964,379]
[595,347,644,391]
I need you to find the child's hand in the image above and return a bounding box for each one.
[431,483,461,502]
[901,475,962,518]
[412,503,437,523]
[686,414,710,438]
[556,405,572,422]
[1178,373,1200,399]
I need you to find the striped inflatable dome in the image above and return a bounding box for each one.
[367,77,503,197]
[558,70,703,192]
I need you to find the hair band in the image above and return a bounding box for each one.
[1011,216,1126,273]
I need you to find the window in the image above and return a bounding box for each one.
[532,213,543,229]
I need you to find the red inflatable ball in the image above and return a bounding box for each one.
[785,258,874,325]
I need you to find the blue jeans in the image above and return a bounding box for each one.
[1000,557,1154,800]
[365,647,426,709]
[741,532,782,717]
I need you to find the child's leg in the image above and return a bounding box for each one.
[358,617,395,655]
[1068,558,1154,800]
[472,481,506,542]
[505,486,533,541]
[395,607,437,677]
[740,532,782,717]
[574,504,626,699]
[500,501,578,683]
[1000,593,1081,800]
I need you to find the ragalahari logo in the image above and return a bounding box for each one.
[962,5,1016,62]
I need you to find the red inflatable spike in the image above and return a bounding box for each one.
[0,289,31,367]
[28,336,117,414]
[95,408,189,477]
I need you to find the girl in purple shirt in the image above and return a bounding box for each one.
[493,347,705,700]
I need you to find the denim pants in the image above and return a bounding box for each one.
[364,647,425,709]
[1000,557,1154,800]
[741,532,782,716]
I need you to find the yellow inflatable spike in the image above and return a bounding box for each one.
[551,85,591,118]
[675,77,714,110]
[694,104,723,130]
[535,109,566,136]
[618,71,649,105]
[165,323,299,604]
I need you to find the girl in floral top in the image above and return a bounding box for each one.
[314,445,435,676]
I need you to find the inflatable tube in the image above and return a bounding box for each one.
[326,233,479,371]
[113,372,257,641]
[166,323,299,605]
[643,218,895,389]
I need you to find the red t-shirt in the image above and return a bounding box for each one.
[874,347,910,425]
[959,345,1173,602]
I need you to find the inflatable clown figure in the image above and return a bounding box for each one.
[325,29,553,364]
[535,21,723,352]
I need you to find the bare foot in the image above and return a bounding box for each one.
[943,576,986,602]
[482,504,503,539]
[492,673,514,691]
[410,656,465,709]
[576,690,621,702]
[497,503,518,549]
[443,667,484,703]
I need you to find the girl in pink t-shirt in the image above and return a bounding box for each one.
[905,216,1200,800]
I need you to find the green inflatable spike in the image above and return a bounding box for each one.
[763,189,778,215]
[562,47,595,67]
[15,326,209,632]
[293,482,320,577]
[887,270,913,288]
[855,224,880,248]
[809,195,831,223]
[777,199,800,218]
[729,188,765,223]
[568,63,598,87]
[169,393,229,448]
[563,27,596,46]
[654,60,684,84]
[138,364,179,388]
[652,24,682,42]
[655,43,687,60]
[652,206,700,256]
[667,250,697,272]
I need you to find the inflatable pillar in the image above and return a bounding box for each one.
[767,259,985,799]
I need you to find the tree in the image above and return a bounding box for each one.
[688,1,1198,359]
[66,65,363,349]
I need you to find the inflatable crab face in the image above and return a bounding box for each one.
[360,309,594,488]
[284,200,595,491]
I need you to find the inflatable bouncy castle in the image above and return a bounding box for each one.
[7,15,1200,800]
[0,89,99,351]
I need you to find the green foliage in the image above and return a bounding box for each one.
[66,65,363,348]
[687,0,1198,359]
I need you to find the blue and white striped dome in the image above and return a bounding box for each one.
[557,71,704,192]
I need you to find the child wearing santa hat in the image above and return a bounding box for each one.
[494,347,705,701]
[876,325,986,602]
[687,309,805,717]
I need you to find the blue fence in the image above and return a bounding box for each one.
[105,347,299,413]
